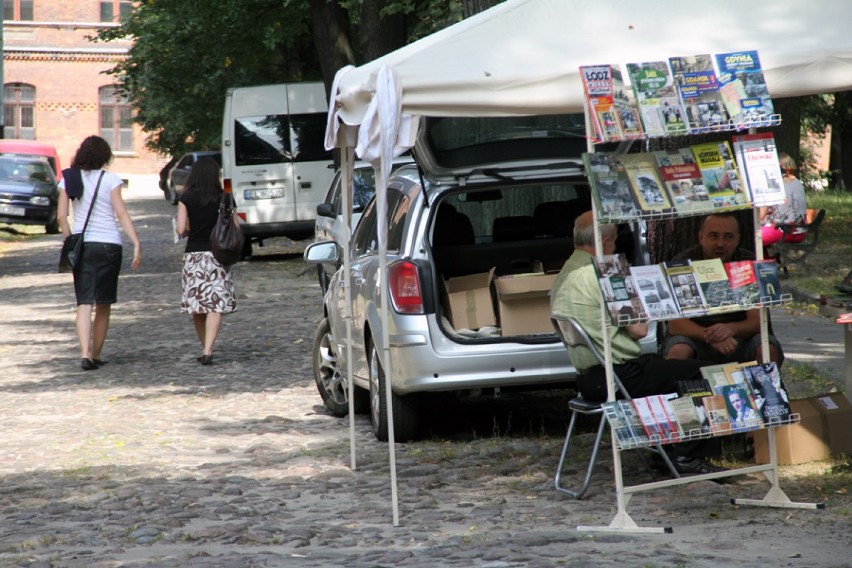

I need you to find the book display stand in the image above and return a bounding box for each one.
[579,53,823,534]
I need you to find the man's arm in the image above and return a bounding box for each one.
[667,317,707,340]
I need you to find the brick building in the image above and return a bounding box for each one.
[2,1,166,192]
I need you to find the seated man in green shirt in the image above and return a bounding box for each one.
[551,212,724,476]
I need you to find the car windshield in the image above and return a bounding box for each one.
[0,158,51,182]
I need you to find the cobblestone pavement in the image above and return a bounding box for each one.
[0,193,850,567]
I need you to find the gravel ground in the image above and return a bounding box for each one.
[0,193,849,567]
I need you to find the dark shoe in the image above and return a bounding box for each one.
[81,358,98,371]
[674,456,728,476]
[93,358,108,366]
[198,354,213,366]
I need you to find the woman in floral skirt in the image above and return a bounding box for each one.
[174,157,237,365]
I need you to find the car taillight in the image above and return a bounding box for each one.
[389,260,424,314]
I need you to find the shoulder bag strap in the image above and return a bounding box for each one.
[79,170,106,237]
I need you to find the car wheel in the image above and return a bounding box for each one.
[313,318,368,416]
[45,214,59,234]
[168,182,178,205]
[368,340,420,442]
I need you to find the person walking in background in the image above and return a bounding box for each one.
[57,135,142,371]
[175,156,237,365]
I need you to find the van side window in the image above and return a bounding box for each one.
[289,113,334,162]
[234,115,291,166]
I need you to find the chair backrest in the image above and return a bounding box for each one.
[551,313,630,397]
[551,314,607,367]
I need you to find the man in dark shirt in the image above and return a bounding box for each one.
[663,213,784,365]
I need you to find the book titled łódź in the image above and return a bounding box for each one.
[663,259,707,317]
[691,258,739,314]
[690,141,749,209]
[583,152,641,220]
[742,362,792,424]
[724,260,760,306]
[753,259,783,304]
[579,65,643,143]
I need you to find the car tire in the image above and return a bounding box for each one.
[368,340,420,442]
[168,182,178,205]
[45,214,59,234]
[313,318,368,416]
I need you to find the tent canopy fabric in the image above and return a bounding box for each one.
[329,0,852,131]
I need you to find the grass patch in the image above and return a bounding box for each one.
[782,189,852,297]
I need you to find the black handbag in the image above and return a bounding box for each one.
[209,192,244,266]
[58,171,105,273]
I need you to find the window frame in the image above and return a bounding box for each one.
[3,83,36,140]
[99,85,134,153]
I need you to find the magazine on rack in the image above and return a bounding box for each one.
[579,65,643,142]
[753,259,783,303]
[691,141,749,209]
[626,60,688,136]
[629,263,680,319]
[653,147,714,215]
[593,253,643,325]
[742,362,792,424]
[583,152,641,220]
[732,132,785,207]
[691,258,739,313]
[724,260,760,306]
[663,259,707,317]
[669,53,730,133]
[619,152,674,213]
[715,50,775,126]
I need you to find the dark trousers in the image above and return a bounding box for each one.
[578,354,720,459]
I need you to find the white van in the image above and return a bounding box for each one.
[221,82,334,254]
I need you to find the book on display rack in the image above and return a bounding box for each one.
[669,53,730,133]
[732,132,785,207]
[626,60,689,136]
[690,140,749,209]
[715,49,775,127]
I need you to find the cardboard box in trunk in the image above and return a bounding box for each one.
[444,268,496,330]
[753,393,852,464]
[494,272,558,335]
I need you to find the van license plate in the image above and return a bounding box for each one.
[0,205,25,216]
[244,188,285,200]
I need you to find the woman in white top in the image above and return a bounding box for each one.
[57,136,142,371]
[760,152,808,247]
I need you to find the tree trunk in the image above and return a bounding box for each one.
[360,0,407,62]
[770,97,802,165]
[830,91,852,191]
[309,0,355,94]
[462,0,501,18]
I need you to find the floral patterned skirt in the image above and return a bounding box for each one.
[181,252,237,314]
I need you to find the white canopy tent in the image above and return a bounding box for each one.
[322,0,852,525]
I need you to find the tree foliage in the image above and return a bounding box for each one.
[96,0,318,157]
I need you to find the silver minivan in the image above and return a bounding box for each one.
[306,114,653,441]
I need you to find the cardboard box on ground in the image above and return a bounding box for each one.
[442,268,557,335]
[752,393,852,465]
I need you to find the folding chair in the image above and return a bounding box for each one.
[551,314,679,499]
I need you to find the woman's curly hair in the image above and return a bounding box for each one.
[70,135,114,170]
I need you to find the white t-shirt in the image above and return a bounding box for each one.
[59,169,126,245]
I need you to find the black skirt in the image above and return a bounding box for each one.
[73,242,122,305]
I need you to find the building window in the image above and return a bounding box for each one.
[4,83,36,139]
[100,0,131,22]
[99,86,133,152]
[3,0,34,21]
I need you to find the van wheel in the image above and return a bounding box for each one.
[168,182,178,205]
[368,340,420,442]
[240,238,253,260]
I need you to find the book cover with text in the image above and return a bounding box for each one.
[583,152,641,220]
[669,53,729,133]
[742,362,792,424]
[691,258,739,313]
[626,60,688,136]
[753,259,783,303]
[663,259,707,316]
[629,263,680,319]
[732,132,785,207]
[619,152,674,213]
[654,148,714,215]
[724,260,760,306]
[716,50,775,126]
[691,141,749,209]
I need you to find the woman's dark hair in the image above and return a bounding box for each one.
[184,156,222,205]
[70,135,114,170]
